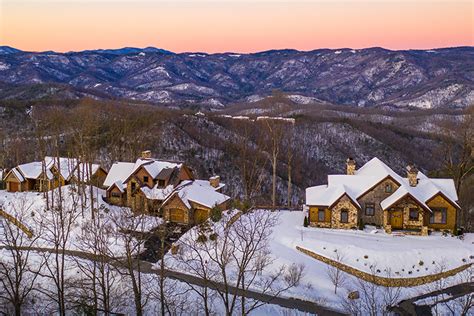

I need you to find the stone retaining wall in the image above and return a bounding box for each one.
[296,246,471,287]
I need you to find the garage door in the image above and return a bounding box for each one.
[194,209,209,224]
[8,182,19,192]
[169,208,185,223]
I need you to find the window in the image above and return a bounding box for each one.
[365,203,375,216]
[385,184,393,193]
[131,183,136,192]
[143,176,149,183]
[340,209,349,223]
[158,179,166,188]
[409,208,419,221]
[111,192,121,198]
[318,209,325,222]
[430,208,447,224]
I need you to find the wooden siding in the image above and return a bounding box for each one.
[426,194,457,232]
[308,206,331,228]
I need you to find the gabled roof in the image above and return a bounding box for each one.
[306,184,360,208]
[44,156,79,180]
[163,180,230,209]
[380,177,460,211]
[127,159,182,182]
[306,157,459,211]
[103,162,135,187]
[107,180,126,193]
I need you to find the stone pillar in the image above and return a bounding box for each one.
[421,226,428,236]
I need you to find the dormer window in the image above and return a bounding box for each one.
[385,184,393,193]
[143,176,149,183]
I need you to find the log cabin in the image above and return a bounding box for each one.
[103,151,230,225]
[305,157,460,235]
[4,157,107,192]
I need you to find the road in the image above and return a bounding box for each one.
[0,245,346,316]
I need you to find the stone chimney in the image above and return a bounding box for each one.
[209,175,220,188]
[141,150,152,159]
[406,164,419,187]
[346,158,356,175]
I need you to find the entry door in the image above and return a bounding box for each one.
[391,209,404,229]
[9,182,19,192]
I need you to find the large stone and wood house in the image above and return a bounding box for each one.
[103,151,230,225]
[305,157,459,235]
[4,157,107,192]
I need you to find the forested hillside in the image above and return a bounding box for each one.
[1,95,471,214]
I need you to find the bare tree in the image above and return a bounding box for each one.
[326,250,346,294]
[109,207,159,316]
[438,106,474,228]
[175,210,304,315]
[0,197,44,316]
[260,119,286,209]
[36,185,81,315]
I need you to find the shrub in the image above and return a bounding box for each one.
[363,255,368,259]
[419,260,424,266]
[303,216,309,227]
[358,219,365,230]
[196,234,208,243]
[209,233,218,241]
[210,206,222,222]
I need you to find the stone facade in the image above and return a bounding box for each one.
[358,177,400,226]
[330,195,358,229]
[383,195,428,235]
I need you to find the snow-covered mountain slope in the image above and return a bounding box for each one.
[0,46,473,108]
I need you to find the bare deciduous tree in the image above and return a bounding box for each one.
[0,197,44,316]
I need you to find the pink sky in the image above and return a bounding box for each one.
[1,0,472,53]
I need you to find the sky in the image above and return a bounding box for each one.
[0,0,472,53]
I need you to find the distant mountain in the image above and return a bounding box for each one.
[0,46,473,108]
[76,46,172,55]
[0,46,23,55]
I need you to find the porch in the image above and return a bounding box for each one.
[383,205,429,236]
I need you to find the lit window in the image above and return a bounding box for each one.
[430,208,447,224]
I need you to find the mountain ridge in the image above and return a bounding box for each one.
[0,45,473,109]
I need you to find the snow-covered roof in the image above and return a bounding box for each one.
[165,180,230,209]
[141,184,175,200]
[44,156,79,180]
[306,184,360,208]
[130,159,182,180]
[73,163,101,182]
[103,162,135,187]
[194,179,226,191]
[17,161,46,180]
[306,157,459,210]
[9,157,101,182]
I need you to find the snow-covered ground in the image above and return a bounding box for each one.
[163,210,473,311]
[1,191,472,314]
[0,187,162,255]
